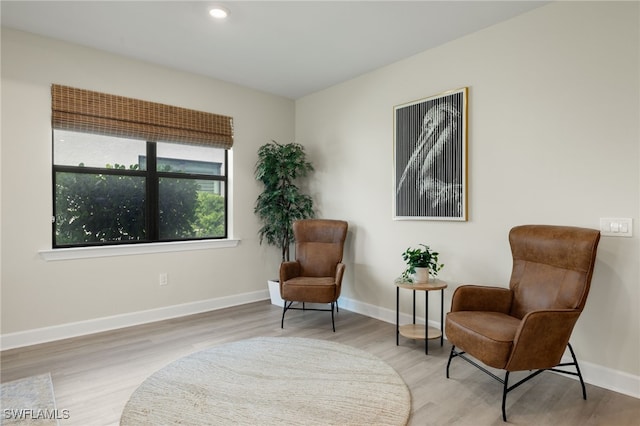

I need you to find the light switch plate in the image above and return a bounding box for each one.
[599,218,633,237]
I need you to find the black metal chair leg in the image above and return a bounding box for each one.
[567,343,587,400]
[280,300,337,331]
[281,300,292,329]
[502,371,510,422]
[446,346,456,378]
[447,343,587,422]
[331,302,335,332]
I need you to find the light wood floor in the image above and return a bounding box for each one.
[1,301,639,425]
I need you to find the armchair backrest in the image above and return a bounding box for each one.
[508,225,600,319]
[293,219,348,277]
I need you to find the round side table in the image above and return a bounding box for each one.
[395,279,447,355]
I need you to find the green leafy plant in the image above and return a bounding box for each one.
[399,244,444,282]
[254,140,315,262]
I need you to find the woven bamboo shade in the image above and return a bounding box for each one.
[51,84,233,149]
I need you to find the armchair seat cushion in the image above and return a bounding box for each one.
[282,277,336,303]
[446,311,521,369]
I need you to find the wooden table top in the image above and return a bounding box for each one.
[395,278,447,291]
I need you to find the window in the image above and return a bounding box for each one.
[51,85,233,248]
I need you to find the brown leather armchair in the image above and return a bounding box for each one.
[445,225,600,421]
[280,219,348,332]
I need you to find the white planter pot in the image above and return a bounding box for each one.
[268,279,284,307]
[413,267,430,283]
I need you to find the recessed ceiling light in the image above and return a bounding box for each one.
[209,6,229,19]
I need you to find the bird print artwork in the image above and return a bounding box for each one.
[394,88,467,220]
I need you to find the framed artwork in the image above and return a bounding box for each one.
[393,87,468,221]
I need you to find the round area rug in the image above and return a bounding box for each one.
[120,336,410,425]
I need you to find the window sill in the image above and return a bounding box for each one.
[38,239,240,261]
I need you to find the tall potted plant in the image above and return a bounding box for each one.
[255,140,315,261]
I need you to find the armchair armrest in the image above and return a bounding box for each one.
[279,261,300,283]
[334,262,346,298]
[450,285,513,313]
[335,263,345,285]
[506,309,581,371]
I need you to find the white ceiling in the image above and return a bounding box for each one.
[1,1,548,99]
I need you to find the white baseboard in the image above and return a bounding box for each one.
[2,292,637,400]
[0,289,270,351]
[570,356,640,399]
[338,296,640,400]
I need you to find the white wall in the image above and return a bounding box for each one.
[1,1,638,397]
[1,29,291,335]
[296,0,640,385]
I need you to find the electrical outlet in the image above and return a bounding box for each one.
[599,218,633,237]
[159,273,168,286]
